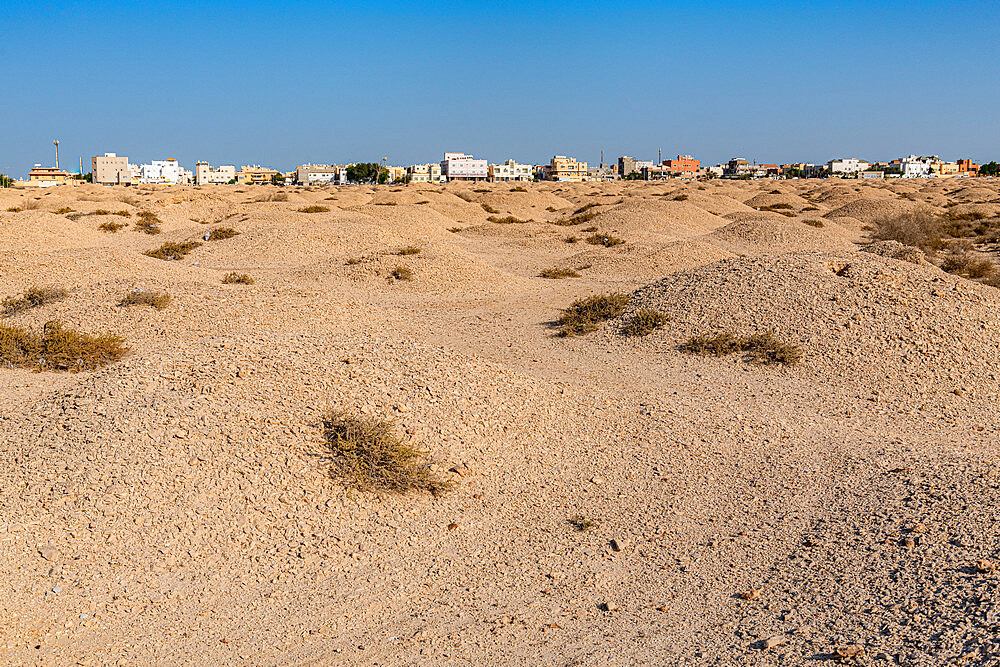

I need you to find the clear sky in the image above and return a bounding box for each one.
[2,0,998,176]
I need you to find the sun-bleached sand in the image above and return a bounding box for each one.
[1,177,999,665]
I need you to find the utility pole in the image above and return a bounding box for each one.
[79,157,83,178]
[658,147,662,164]
[53,140,60,169]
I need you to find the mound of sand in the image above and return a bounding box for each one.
[583,199,730,240]
[823,197,925,223]
[566,240,735,279]
[612,250,1000,397]
[704,217,856,255]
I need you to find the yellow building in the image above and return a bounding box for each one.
[237,165,281,185]
[930,160,960,176]
[28,166,70,186]
[385,166,406,183]
[546,155,588,182]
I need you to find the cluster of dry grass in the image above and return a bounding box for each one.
[556,293,630,337]
[134,211,163,235]
[0,321,127,371]
[206,227,240,241]
[2,286,69,316]
[488,215,531,224]
[222,272,255,285]
[586,233,625,247]
[621,309,668,337]
[682,331,802,366]
[120,289,171,310]
[144,241,202,261]
[395,246,421,256]
[391,266,414,281]
[539,267,580,279]
[322,411,451,493]
[298,205,329,214]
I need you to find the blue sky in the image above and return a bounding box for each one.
[1,1,998,176]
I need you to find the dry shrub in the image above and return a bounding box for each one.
[143,240,202,260]
[447,227,462,233]
[99,220,127,232]
[395,246,421,256]
[345,258,362,265]
[553,210,599,226]
[574,203,599,215]
[298,205,329,213]
[871,210,945,252]
[569,515,597,531]
[374,202,397,206]
[586,233,625,247]
[0,320,127,372]
[488,215,530,224]
[415,200,430,204]
[481,203,499,214]
[673,194,689,201]
[322,410,452,493]
[565,235,578,243]
[222,272,255,284]
[682,331,801,366]
[52,207,75,214]
[120,289,170,309]
[621,309,668,337]
[545,206,557,212]
[940,250,998,280]
[92,209,131,217]
[510,186,527,192]
[2,286,69,316]
[134,211,162,234]
[539,267,580,279]
[556,293,630,336]
[391,266,413,281]
[206,226,240,241]
[803,219,825,228]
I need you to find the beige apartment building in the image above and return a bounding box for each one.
[406,163,443,183]
[92,153,131,185]
[546,155,588,182]
[195,162,236,185]
[488,160,533,181]
[237,165,281,185]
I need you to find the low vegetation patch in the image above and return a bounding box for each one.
[298,205,330,213]
[120,289,170,310]
[2,286,69,316]
[539,267,580,279]
[143,240,202,261]
[206,226,240,241]
[415,200,430,205]
[586,233,625,247]
[673,194,689,201]
[569,515,597,531]
[488,215,531,224]
[621,309,668,337]
[322,410,452,493]
[395,245,421,256]
[510,186,527,192]
[98,220,127,232]
[803,218,825,227]
[681,331,801,366]
[94,209,131,217]
[222,272,255,284]
[0,320,128,372]
[870,209,945,252]
[374,202,397,206]
[53,207,75,214]
[565,235,578,243]
[940,247,998,282]
[391,266,413,281]
[553,210,599,226]
[447,227,462,233]
[481,203,499,214]
[134,211,162,234]
[555,293,630,337]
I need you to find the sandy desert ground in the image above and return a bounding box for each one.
[1,177,999,665]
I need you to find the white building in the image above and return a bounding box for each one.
[440,152,487,181]
[195,162,236,185]
[900,155,936,178]
[295,164,347,185]
[138,159,182,184]
[407,163,444,183]
[488,160,533,182]
[827,158,870,174]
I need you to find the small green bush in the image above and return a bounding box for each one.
[2,286,69,316]
[586,233,625,247]
[391,266,413,281]
[143,240,202,260]
[488,215,530,224]
[682,331,801,366]
[539,267,581,279]
[621,309,668,337]
[206,227,240,241]
[298,205,330,213]
[0,320,127,372]
[120,289,170,309]
[556,293,630,337]
[222,272,255,284]
[395,246,421,256]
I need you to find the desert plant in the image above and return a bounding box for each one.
[553,210,599,226]
[556,293,630,337]
[569,515,597,531]
[395,246,421,256]
[510,186,527,192]
[222,272,255,284]
[481,203,499,214]
[2,286,69,316]
[574,203,599,215]
[621,309,668,337]
[0,320,127,371]
[673,194,689,201]
[586,233,625,247]
[134,211,162,234]
[391,266,413,281]
[803,219,825,227]
[545,206,557,212]
[447,227,462,233]
[98,220,127,232]
[120,289,170,310]
[565,235,579,243]
[143,240,202,260]
[206,226,240,241]
[682,331,801,366]
[940,250,998,280]
[539,267,581,279]
[374,202,398,206]
[321,410,451,493]
[415,200,430,205]
[298,205,330,213]
[488,215,530,224]
[870,209,945,252]
[52,207,75,214]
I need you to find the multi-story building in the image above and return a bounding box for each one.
[827,158,870,175]
[440,153,487,181]
[547,155,588,182]
[723,158,751,177]
[138,158,182,184]
[900,155,935,178]
[662,155,700,177]
[488,160,533,181]
[92,153,131,186]
[957,159,979,176]
[406,163,444,183]
[27,165,70,186]
[295,164,347,185]
[929,160,960,176]
[195,162,236,185]
[237,165,281,185]
[385,166,407,183]
[617,156,654,178]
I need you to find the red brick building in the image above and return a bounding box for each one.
[957,159,979,175]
